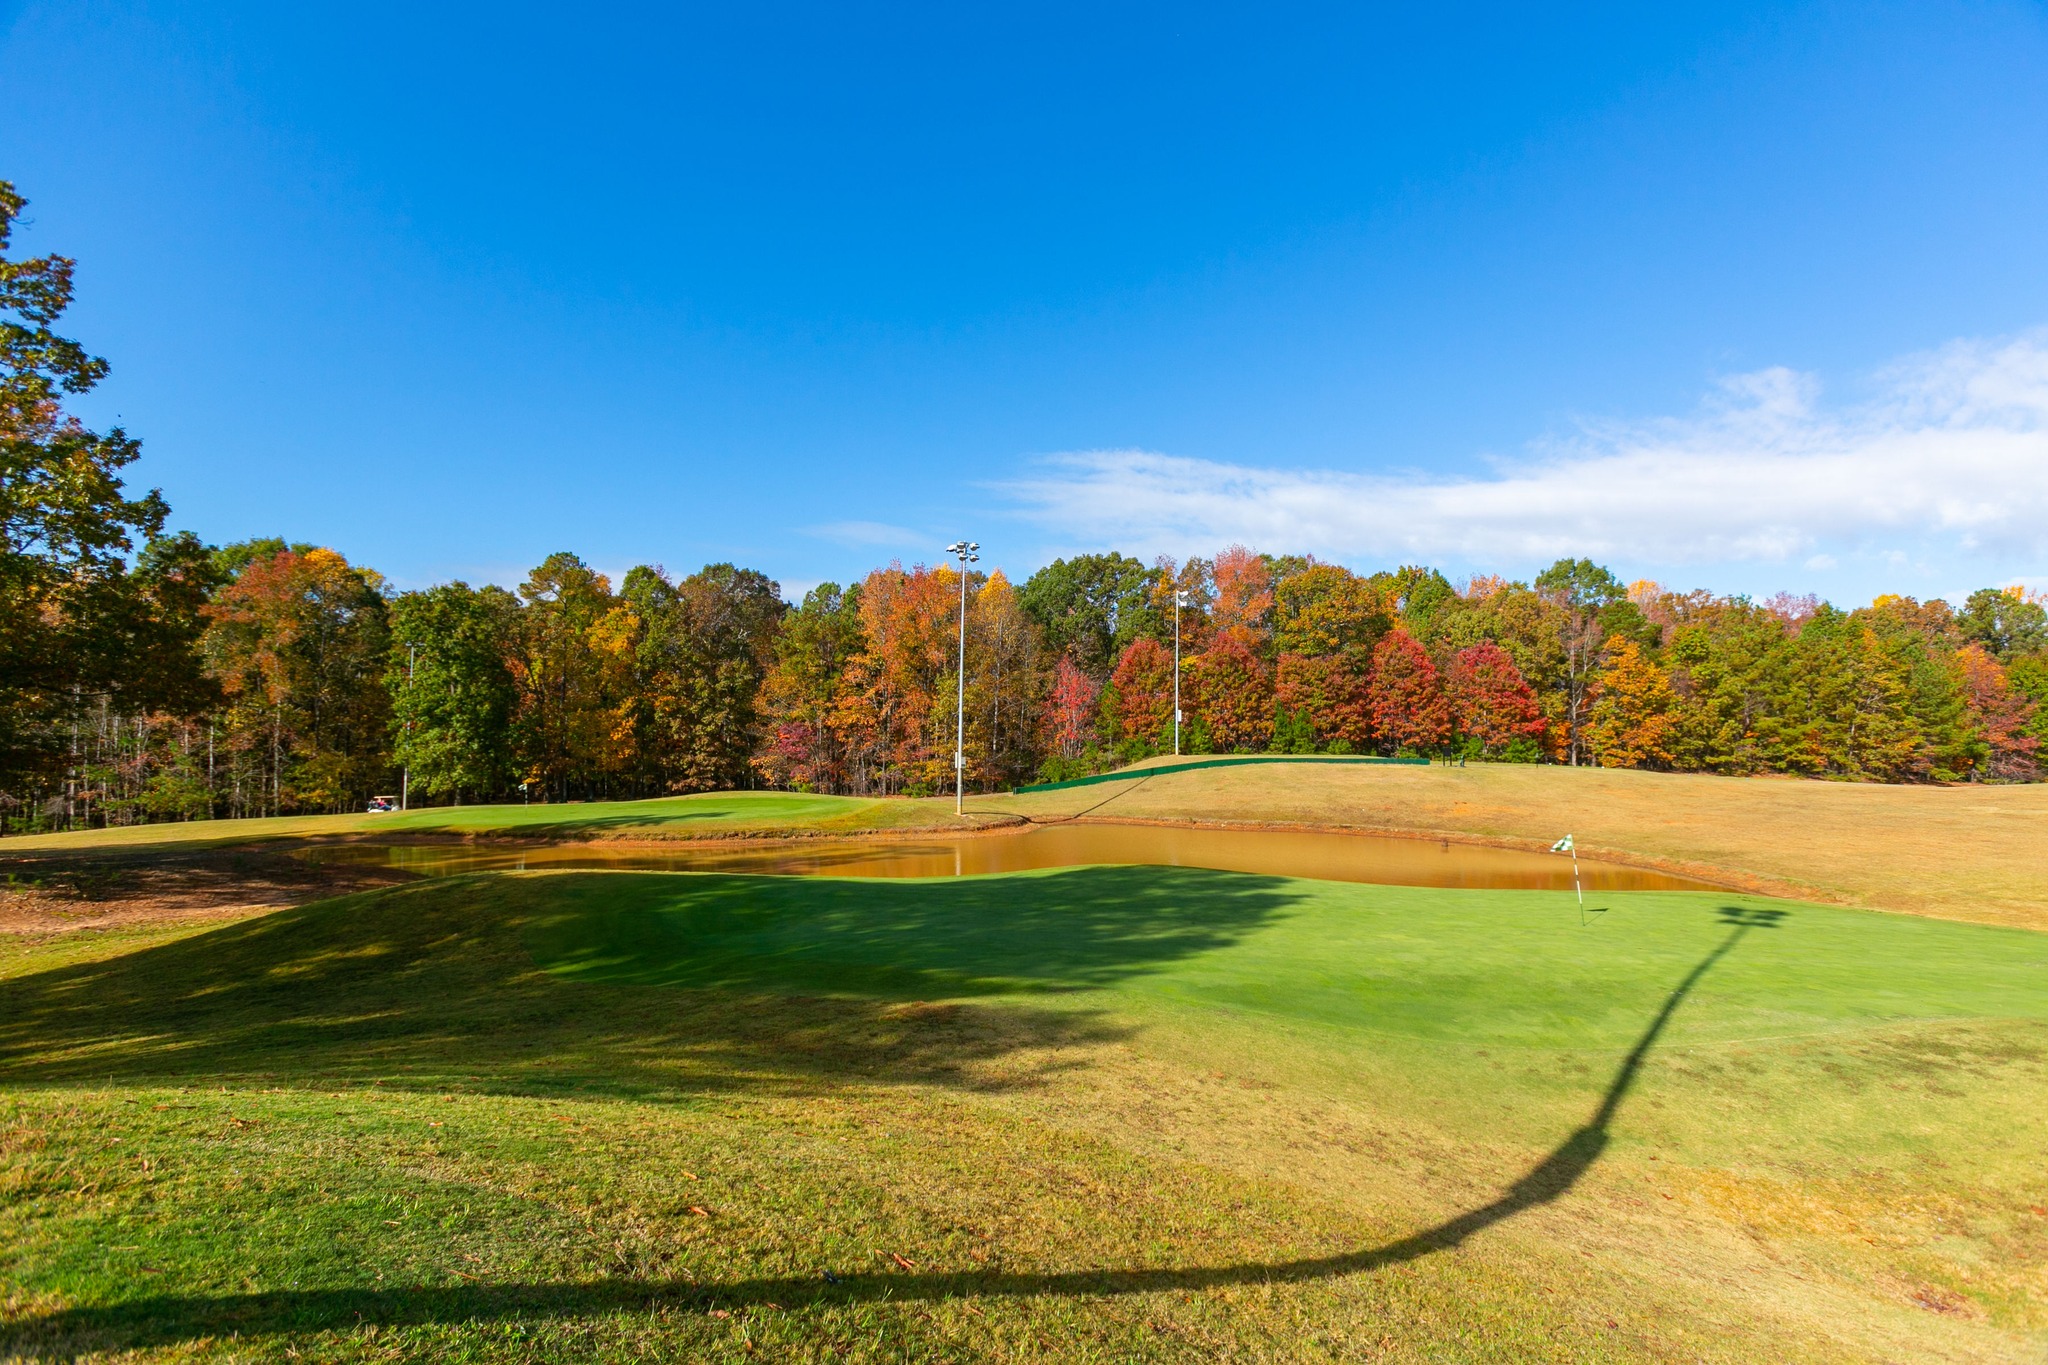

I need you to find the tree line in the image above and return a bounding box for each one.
[3,177,2044,830]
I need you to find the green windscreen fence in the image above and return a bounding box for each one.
[1013,754,1430,794]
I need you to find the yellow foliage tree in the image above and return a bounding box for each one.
[1587,638,1677,769]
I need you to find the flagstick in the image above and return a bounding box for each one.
[1571,838,1584,926]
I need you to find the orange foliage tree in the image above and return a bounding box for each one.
[1186,632,1273,751]
[1210,545,1274,645]
[834,562,963,794]
[203,547,393,813]
[1587,638,1677,768]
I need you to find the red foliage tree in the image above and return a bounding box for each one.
[1274,652,1372,749]
[1110,637,1174,749]
[1044,654,1100,759]
[1186,632,1274,751]
[1369,628,1450,753]
[1445,642,1546,753]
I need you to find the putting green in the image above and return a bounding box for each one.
[521,870,2048,1049]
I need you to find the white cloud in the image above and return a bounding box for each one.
[998,331,2048,573]
[804,519,927,549]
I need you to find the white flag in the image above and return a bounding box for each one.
[1550,834,1574,853]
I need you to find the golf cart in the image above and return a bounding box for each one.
[366,795,400,813]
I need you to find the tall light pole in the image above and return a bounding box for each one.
[1173,589,1189,755]
[946,541,980,815]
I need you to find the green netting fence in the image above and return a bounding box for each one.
[1013,753,1430,794]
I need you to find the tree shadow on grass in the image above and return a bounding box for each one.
[0,865,1300,1099]
[0,906,1785,1356]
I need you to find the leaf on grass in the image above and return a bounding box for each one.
[688,1206,711,1217]
[891,1252,918,1270]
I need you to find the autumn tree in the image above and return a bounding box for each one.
[1367,627,1450,754]
[1182,632,1272,752]
[1958,587,2048,661]
[510,552,631,800]
[1376,565,1461,644]
[203,546,394,813]
[755,582,866,792]
[1018,553,1158,680]
[1210,545,1274,646]
[1445,642,1544,758]
[834,562,965,794]
[1586,639,1677,769]
[1435,585,1568,753]
[1955,645,2040,780]
[617,562,785,793]
[1109,636,1175,752]
[965,570,1046,788]
[1143,556,1215,656]
[1273,563,1388,658]
[2007,654,2048,759]
[1533,558,1640,764]
[1273,652,1372,752]
[1043,655,1100,764]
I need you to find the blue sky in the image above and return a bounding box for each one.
[4,0,2047,604]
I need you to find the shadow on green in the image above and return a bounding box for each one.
[0,902,1782,1355]
[0,865,1300,1098]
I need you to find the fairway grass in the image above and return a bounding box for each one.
[0,790,969,856]
[4,868,2044,1361]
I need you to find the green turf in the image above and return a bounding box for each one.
[3,868,2045,1360]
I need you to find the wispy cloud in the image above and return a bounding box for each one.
[999,331,2048,572]
[803,519,928,549]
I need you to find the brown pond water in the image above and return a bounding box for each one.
[305,824,1717,891]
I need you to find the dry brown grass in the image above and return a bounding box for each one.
[972,762,2048,930]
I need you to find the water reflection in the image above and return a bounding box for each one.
[306,824,1714,891]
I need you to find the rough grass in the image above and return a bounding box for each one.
[3,868,2044,1361]
[975,761,2048,930]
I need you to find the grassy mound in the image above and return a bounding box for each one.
[4,868,2045,1360]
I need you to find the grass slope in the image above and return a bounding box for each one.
[981,761,2048,929]
[0,791,965,855]
[4,868,2044,1361]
